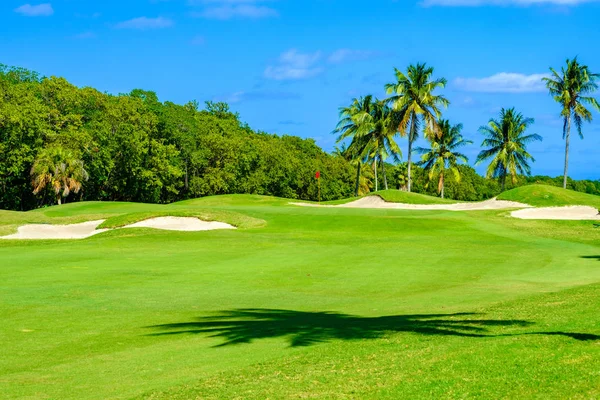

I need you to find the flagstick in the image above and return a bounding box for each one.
[318,176,321,204]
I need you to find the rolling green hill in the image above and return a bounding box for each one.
[316,189,461,205]
[498,184,600,208]
[375,189,462,204]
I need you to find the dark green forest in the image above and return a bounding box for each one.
[0,64,598,211]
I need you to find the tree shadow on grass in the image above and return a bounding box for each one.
[581,255,600,261]
[148,309,600,347]
[146,309,597,347]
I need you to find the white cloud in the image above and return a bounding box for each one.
[327,49,382,64]
[14,3,53,17]
[264,48,384,81]
[453,73,549,93]
[192,0,278,19]
[115,17,173,30]
[422,0,599,6]
[215,90,300,103]
[264,49,323,81]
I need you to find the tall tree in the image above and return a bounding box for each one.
[31,147,89,205]
[385,63,449,192]
[542,57,600,189]
[334,96,375,195]
[367,100,403,190]
[415,120,472,199]
[476,108,542,191]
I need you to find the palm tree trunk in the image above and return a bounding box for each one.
[440,172,445,199]
[501,173,506,192]
[374,160,378,192]
[57,194,62,205]
[381,155,388,190]
[354,162,361,197]
[563,114,571,190]
[407,117,416,193]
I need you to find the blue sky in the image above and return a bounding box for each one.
[2,0,600,179]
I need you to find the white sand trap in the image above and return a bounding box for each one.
[511,206,600,220]
[291,195,531,211]
[0,220,108,240]
[123,216,236,231]
[1,216,236,240]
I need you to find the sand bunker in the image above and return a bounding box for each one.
[511,206,600,220]
[292,196,531,211]
[1,216,235,240]
[0,220,108,240]
[123,217,236,231]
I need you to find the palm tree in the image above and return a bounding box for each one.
[31,147,89,205]
[542,57,600,189]
[333,96,375,196]
[415,120,472,199]
[334,97,402,192]
[393,163,409,191]
[385,63,450,192]
[476,108,542,191]
[366,100,403,191]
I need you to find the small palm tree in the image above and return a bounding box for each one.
[385,63,449,192]
[31,147,89,205]
[393,163,408,191]
[542,57,600,189]
[367,100,403,191]
[334,96,375,196]
[334,136,372,196]
[415,120,472,199]
[476,108,542,191]
[334,96,402,192]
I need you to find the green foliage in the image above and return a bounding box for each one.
[30,146,88,205]
[543,57,600,188]
[2,63,599,210]
[526,175,600,195]
[415,120,472,198]
[543,57,600,140]
[385,63,450,192]
[0,65,355,210]
[389,163,505,201]
[333,95,401,193]
[476,108,542,190]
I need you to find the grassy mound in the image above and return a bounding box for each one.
[498,184,600,208]
[0,199,265,237]
[99,209,265,229]
[319,189,459,205]
[375,189,461,204]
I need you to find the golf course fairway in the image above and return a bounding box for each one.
[2,188,600,399]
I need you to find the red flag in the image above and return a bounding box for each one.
[315,171,321,179]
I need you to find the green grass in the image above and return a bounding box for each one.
[375,189,462,204]
[498,184,600,208]
[1,195,599,399]
[310,189,461,205]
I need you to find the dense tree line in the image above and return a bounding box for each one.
[0,63,598,211]
[0,65,355,210]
